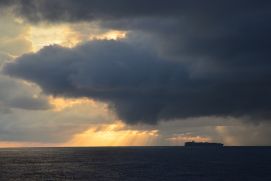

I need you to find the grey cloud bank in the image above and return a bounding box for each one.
[4,39,271,124]
[0,75,50,111]
[2,0,271,124]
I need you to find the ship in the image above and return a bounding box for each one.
[184,141,224,148]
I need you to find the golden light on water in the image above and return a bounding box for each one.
[65,122,159,146]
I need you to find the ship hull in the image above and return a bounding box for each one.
[185,142,224,148]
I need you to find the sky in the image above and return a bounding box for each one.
[0,0,271,147]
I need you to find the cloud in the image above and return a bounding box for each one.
[0,10,32,56]
[0,10,51,112]
[0,52,12,67]
[0,98,114,142]
[6,1,271,71]
[7,0,184,22]
[4,39,271,124]
[216,123,271,146]
[1,1,271,125]
[0,0,270,146]
[0,75,50,110]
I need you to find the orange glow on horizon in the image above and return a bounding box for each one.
[0,141,59,148]
[0,122,159,148]
[64,122,159,146]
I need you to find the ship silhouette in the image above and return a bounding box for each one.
[185,141,224,148]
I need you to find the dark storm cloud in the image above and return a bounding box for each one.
[1,0,201,22]
[2,1,271,124]
[4,40,271,124]
[0,0,16,6]
[6,0,270,69]
[2,1,269,23]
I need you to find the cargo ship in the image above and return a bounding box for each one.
[184,141,224,148]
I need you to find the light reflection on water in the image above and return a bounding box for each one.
[0,147,271,181]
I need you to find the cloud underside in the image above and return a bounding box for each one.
[2,0,271,124]
[4,39,271,124]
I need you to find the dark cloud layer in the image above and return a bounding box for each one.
[1,1,270,24]
[2,0,227,22]
[2,1,271,124]
[4,40,271,124]
[5,0,270,71]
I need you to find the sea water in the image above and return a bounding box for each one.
[0,147,270,180]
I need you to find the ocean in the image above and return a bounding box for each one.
[0,147,271,180]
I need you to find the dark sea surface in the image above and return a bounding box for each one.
[0,147,271,181]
